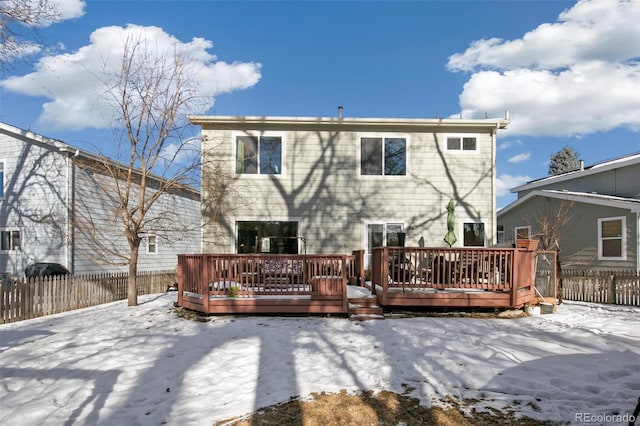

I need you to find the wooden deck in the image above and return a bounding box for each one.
[177,244,537,316]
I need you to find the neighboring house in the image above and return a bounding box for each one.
[0,122,201,277]
[190,112,510,267]
[498,153,640,270]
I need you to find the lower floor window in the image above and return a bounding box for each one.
[463,222,485,247]
[237,221,299,254]
[1,230,20,251]
[598,216,625,260]
[366,222,404,267]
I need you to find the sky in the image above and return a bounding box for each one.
[0,291,639,425]
[0,0,639,208]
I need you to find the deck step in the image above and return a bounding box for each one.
[348,296,384,320]
[348,296,379,307]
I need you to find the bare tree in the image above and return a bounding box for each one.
[533,197,575,303]
[76,35,206,306]
[0,0,59,67]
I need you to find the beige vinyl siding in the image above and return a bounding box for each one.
[201,124,496,253]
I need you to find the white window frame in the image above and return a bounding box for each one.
[597,216,626,261]
[358,133,409,178]
[233,131,286,177]
[0,161,5,199]
[1,229,21,252]
[460,220,487,247]
[515,226,531,240]
[444,134,479,153]
[364,221,405,268]
[496,224,505,244]
[147,235,158,255]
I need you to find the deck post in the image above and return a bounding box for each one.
[203,255,211,313]
[177,257,184,307]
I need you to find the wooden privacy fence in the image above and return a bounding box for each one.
[560,269,640,306]
[1,270,176,323]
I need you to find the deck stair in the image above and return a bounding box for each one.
[348,296,384,321]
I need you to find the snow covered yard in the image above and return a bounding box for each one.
[1,293,639,426]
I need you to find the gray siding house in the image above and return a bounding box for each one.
[190,113,509,267]
[498,153,640,270]
[0,122,201,277]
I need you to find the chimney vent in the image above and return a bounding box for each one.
[338,106,343,119]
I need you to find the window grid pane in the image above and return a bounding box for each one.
[259,136,282,175]
[361,138,383,175]
[462,137,477,151]
[602,239,622,257]
[601,220,622,238]
[384,138,406,176]
[447,137,461,150]
[236,136,258,174]
[463,223,485,247]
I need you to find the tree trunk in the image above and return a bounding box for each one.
[128,242,140,306]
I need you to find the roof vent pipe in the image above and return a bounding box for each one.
[579,160,584,171]
[338,106,343,119]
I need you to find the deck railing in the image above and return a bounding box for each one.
[177,253,358,309]
[371,246,536,306]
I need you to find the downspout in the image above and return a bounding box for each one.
[490,124,498,246]
[61,148,78,273]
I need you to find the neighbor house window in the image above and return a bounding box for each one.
[515,226,531,240]
[446,135,478,152]
[237,221,299,254]
[598,216,626,260]
[365,222,404,267]
[496,224,505,244]
[463,222,485,247]
[1,230,20,251]
[236,135,282,175]
[360,137,406,176]
[147,235,157,254]
[0,162,4,198]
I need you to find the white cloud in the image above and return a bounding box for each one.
[447,0,640,137]
[496,173,531,196]
[1,24,262,130]
[508,152,530,163]
[49,0,86,23]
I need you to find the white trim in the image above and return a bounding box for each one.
[444,133,480,154]
[232,131,286,177]
[597,216,627,261]
[363,221,405,268]
[0,160,4,199]
[357,133,409,179]
[0,228,21,252]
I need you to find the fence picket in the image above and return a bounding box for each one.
[1,270,176,323]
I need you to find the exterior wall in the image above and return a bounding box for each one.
[0,133,70,276]
[72,159,201,274]
[200,121,498,257]
[498,196,638,270]
[518,162,640,199]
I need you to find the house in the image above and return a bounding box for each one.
[189,111,510,267]
[0,122,201,278]
[498,152,640,271]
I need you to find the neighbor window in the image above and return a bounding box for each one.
[446,135,477,152]
[361,137,406,176]
[0,162,4,198]
[515,226,531,240]
[147,235,157,254]
[236,135,282,175]
[496,224,505,244]
[463,222,485,247]
[236,221,299,254]
[1,230,20,251]
[598,216,626,260]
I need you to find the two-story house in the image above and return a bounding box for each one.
[498,152,640,271]
[0,122,201,277]
[190,112,510,267]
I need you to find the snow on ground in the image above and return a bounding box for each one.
[1,292,639,426]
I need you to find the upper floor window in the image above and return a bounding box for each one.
[361,137,406,176]
[0,162,4,198]
[446,135,477,152]
[598,216,626,260]
[1,230,21,251]
[236,135,282,175]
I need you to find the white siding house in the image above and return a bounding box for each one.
[190,114,509,267]
[0,122,201,277]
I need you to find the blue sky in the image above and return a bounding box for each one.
[1,0,639,208]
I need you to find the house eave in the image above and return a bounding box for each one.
[188,115,510,131]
